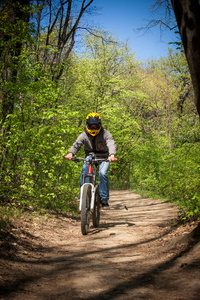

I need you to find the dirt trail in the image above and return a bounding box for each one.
[0,190,200,300]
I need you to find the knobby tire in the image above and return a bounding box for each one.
[81,184,91,235]
[92,184,100,228]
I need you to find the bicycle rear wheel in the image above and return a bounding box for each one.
[81,184,91,235]
[92,184,100,228]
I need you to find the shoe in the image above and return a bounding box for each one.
[101,200,109,208]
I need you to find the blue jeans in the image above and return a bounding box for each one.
[80,155,110,201]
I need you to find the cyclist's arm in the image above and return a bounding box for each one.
[104,130,117,158]
[66,132,85,158]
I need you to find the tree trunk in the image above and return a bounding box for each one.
[0,0,30,172]
[171,0,200,116]
[0,0,30,126]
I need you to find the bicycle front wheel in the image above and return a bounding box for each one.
[92,184,100,228]
[81,184,91,235]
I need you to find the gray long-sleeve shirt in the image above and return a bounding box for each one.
[69,128,117,158]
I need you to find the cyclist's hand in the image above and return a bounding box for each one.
[65,153,73,160]
[108,155,117,162]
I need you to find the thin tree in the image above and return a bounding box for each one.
[32,0,94,81]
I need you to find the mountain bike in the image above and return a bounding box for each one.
[70,154,117,235]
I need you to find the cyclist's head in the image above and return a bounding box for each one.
[85,112,102,136]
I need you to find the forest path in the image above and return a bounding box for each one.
[0,190,200,299]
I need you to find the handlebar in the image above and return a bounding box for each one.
[64,156,117,163]
[72,157,117,163]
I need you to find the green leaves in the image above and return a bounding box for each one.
[0,20,199,221]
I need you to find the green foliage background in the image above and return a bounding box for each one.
[0,5,200,223]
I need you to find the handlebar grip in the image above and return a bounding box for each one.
[72,157,79,162]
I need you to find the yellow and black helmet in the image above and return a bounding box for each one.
[86,113,102,136]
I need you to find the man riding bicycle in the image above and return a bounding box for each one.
[65,113,117,208]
